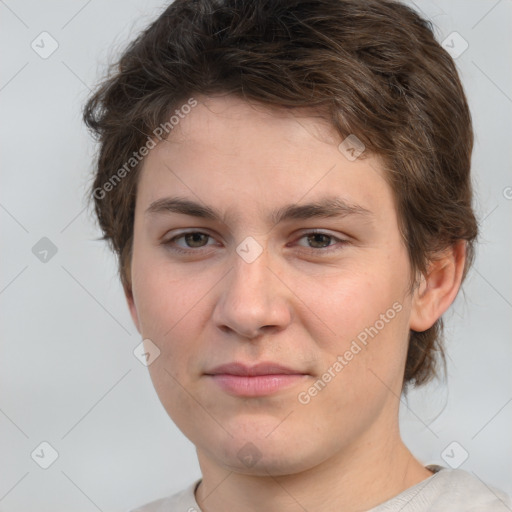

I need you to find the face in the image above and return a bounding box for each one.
[127,95,417,476]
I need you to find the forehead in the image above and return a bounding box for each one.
[168,94,340,145]
[135,94,392,221]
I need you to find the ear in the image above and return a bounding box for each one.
[410,240,467,332]
[124,284,141,334]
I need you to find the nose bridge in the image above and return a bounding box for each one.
[213,245,290,337]
[232,246,272,300]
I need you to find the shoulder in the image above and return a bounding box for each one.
[129,479,201,512]
[371,467,512,512]
[428,468,511,510]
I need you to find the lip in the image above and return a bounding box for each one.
[205,362,309,397]
[206,362,305,376]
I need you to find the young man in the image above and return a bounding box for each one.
[84,0,510,510]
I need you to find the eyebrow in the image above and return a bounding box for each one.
[145,196,373,225]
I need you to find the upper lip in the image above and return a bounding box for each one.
[205,362,306,376]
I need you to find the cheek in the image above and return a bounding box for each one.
[293,257,411,398]
[296,265,407,347]
[132,247,205,336]
[131,253,217,382]
[131,259,208,420]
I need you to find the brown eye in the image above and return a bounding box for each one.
[305,233,333,249]
[182,232,210,248]
[164,231,217,253]
[294,230,349,254]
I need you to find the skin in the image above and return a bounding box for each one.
[126,94,466,511]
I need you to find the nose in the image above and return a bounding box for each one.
[212,248,292,340]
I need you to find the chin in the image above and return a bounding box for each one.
[199,424,326,476]
[222,445,323,476]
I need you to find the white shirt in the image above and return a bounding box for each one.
[130,465,512,511]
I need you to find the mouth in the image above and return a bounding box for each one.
[204,362,310,397]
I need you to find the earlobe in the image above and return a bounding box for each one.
[409,241,467,332]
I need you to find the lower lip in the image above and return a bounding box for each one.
[208,374,307,397]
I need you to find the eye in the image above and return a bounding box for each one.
[163,229,348,255]
[294,230,348,252]
[164,231,218,252]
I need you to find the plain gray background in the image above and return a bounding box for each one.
[1,0,511,510]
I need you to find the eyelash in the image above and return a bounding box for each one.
[163,230,349,255]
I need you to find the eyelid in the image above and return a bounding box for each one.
[294,228,346,239]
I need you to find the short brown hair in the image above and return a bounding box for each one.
[83,0,478,388]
